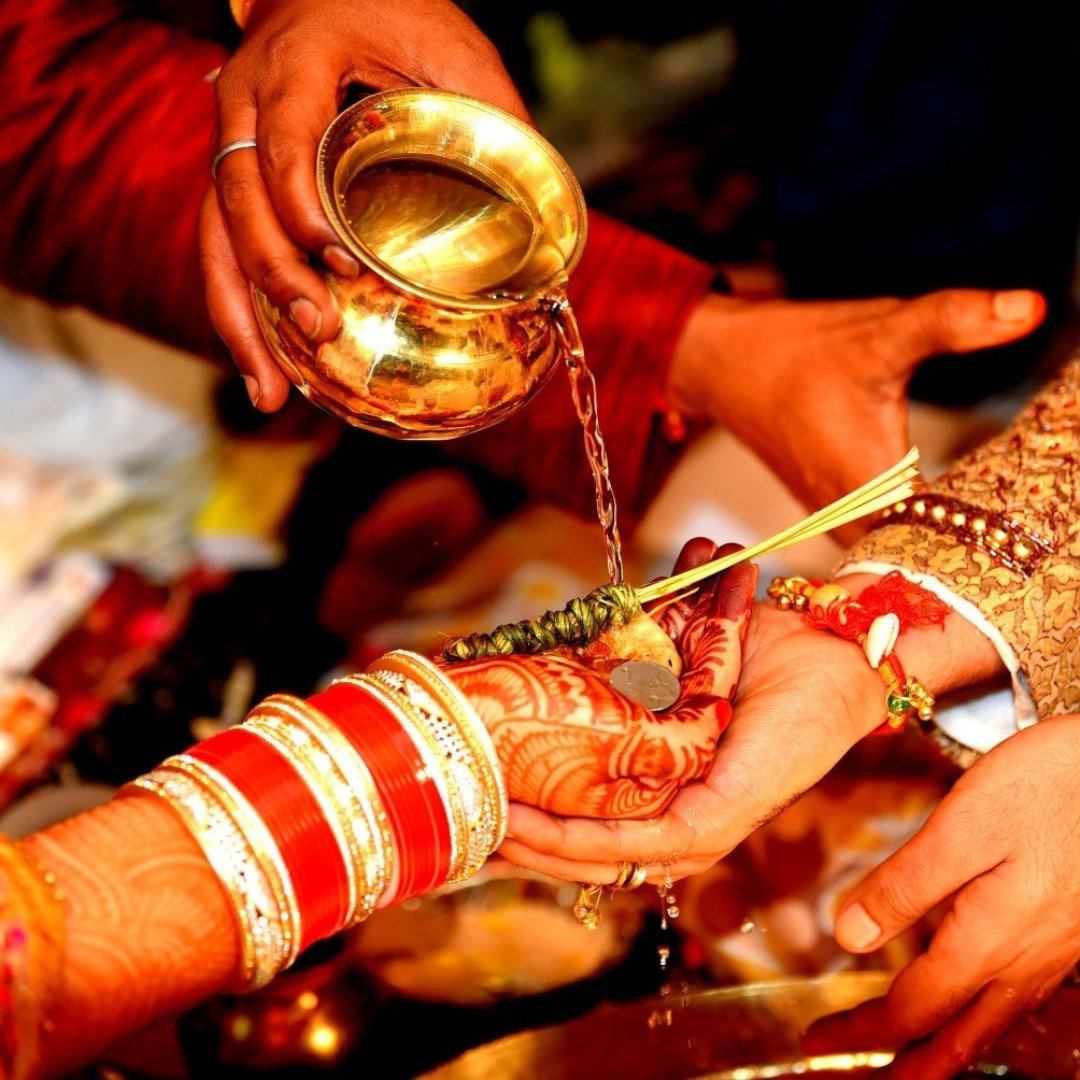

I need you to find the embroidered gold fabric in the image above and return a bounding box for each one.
[839,352,1080,720]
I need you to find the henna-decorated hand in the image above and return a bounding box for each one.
[444,539,757,819]
[498,569,1003,890]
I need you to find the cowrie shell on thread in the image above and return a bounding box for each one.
[863,613,900,668]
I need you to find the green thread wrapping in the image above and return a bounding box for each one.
[441,582,642,662]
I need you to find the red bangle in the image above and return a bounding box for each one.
[309,681,452,904]
[187,727,350,951]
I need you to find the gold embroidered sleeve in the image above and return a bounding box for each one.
[838,352,1080,719]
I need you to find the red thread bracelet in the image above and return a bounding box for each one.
[767,571,945,736]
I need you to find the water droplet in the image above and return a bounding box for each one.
[646,1008,673,1030]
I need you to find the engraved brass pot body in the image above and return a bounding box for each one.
[251,88,588,439]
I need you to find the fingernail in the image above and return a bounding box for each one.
[993,290,1038,321]
[242,375,261,407]
[289,297,323,340]
[835,902,880,950]
[323,244,360,278]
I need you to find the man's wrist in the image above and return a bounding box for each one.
[834,572,1005,697]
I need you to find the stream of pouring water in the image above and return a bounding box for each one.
[345,159,624,584]
[550,299,625,585]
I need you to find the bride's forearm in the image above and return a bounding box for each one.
[26,795,238,1077]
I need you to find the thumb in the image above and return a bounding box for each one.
[832,808,992,953]
[888,288,1046,367]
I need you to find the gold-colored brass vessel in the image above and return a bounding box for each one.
[251,88,588,439]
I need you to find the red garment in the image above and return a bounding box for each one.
[0,1,715,527]
[455,210,715,527]
[0,1,225,359]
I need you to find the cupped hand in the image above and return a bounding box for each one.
[669,288,1046,541]
[802,713,1080,1079]
[200,0,531,410]
[445,539,756,821]
[497,596,888,887]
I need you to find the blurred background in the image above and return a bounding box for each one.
[1,2,1079,1076]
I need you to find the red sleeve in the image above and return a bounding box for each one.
[0,8,715,524]
[451,208,715,530]
[0,0,227,359]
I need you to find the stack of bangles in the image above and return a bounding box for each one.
[122,650,507,991]
[766,571,948,736]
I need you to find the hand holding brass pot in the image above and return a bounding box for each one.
[251,88,588,439]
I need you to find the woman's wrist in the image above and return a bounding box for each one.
[13,650,505,1074]
[119,652,505,994]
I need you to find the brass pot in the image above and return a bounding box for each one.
[252,88,588,439]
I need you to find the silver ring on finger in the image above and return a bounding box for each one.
[211,138,258,180]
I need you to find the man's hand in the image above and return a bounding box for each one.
[499,576,1003,889]
[497,600,885,885]
[804,713,1080,1079]
[669,289,1046,539]
[200,0,531,409]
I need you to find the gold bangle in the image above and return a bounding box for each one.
[163,752,301,977]
[368,650,508,850]
[361,653,507,881]
[243,714,360,926]
[334,671,469,887]
[395,652,508,871]
[357,670,475,882]
[128,766,290,990]
[248,694,394,924]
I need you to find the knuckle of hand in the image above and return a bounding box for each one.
[874,874,922,923]
[463,36,504,70]
[211,66,240,103]
[255,257,298,300]
[261,26,297,71]
[215,172,261,216]
[257,132,293,181]
[923,291,956,341]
